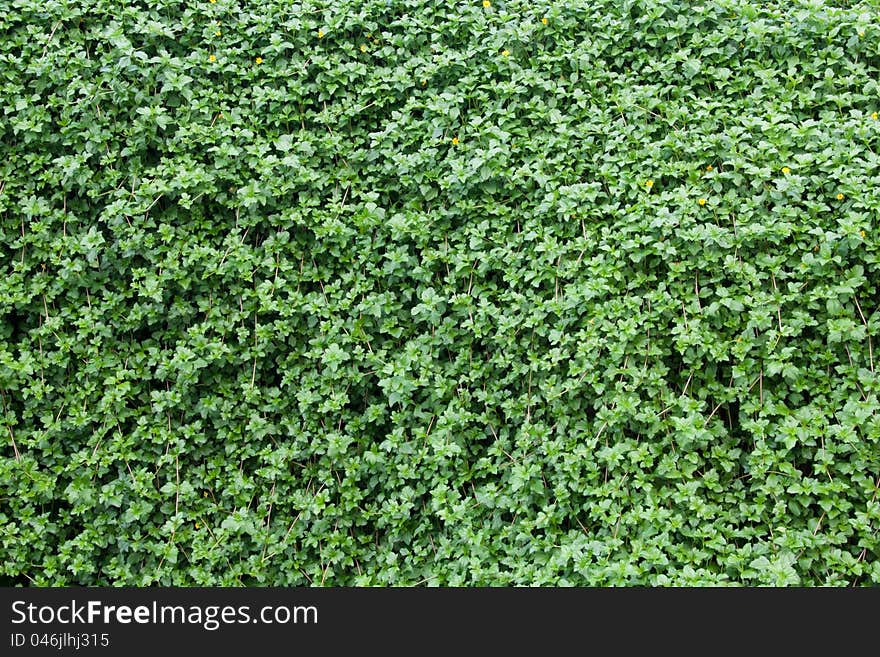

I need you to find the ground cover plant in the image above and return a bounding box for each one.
[1,0,879,586]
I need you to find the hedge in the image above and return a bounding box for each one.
[1,0,879,585]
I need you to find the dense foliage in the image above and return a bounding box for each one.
[2,0,879,586]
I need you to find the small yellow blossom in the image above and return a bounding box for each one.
[318,30,324,38]
[255,56,263,64]
[645,180,654,189]
[698,198,706,206]
[360,44,367,52]
[451,137,459,145]
[215,30,221,36]
[208,54,216,62]
[859,31,865,37]
[873,112,879,120]
[501,49,510,57]
[195,522,201,529]
[209,0,216,3]
[541,17,548,25]
[706,164,713,171]
[861,230,867,238]
[483,0,491,7]
[836,193,844,200]
[203,492,208,497]
[781,167,790,174]
[422,79,427,86]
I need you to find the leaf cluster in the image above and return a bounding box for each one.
[1,0,879,585]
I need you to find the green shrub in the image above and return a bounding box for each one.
[1,0,879,585]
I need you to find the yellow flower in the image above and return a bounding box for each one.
[255,56,263,64]
[483,0,491,7]
[360,44,367,52]
[209,0,216,3]
[318,30,324,38]
[215,30,221,36]
[645,180,653,188]
[451,137,459,145]
[501,49,509,57]
[422,79,427,86]
[781,167,790,174]
[706,164,713,171]
[860,230,867,238]
[698,198,706,206]
[873,112,879,120]
[836,193,844,200]
[195,522,201,529]
[208,54,216,62]
[541,17,548,25]
[859,31,865,37]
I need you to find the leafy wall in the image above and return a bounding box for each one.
[1,0,879,585]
